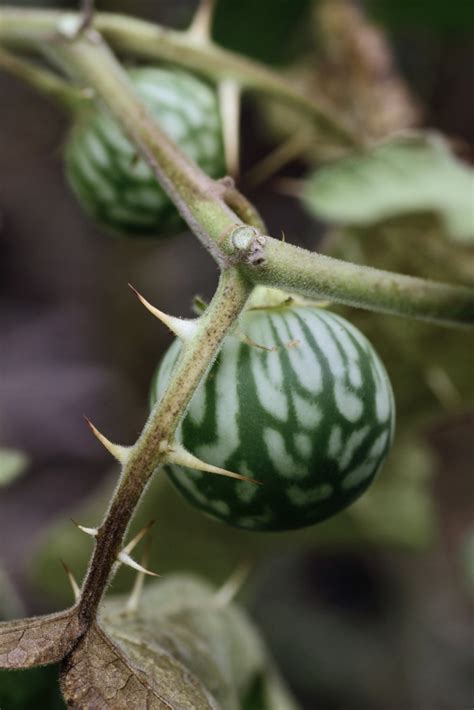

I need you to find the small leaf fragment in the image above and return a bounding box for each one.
[0,607,83,669]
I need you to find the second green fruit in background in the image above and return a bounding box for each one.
[64,67,225,237]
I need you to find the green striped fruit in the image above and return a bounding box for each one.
[64,67,225,236]
[150,302,395,531]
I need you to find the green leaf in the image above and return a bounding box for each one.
[302,133,474,242]
[0,665,65,710]
[0,448,29,486]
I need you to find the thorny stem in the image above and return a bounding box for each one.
[237,239,474,327]
[80,269,251,623]
[44,28,474,331]
[0,8,473,633]
[0,6,359,148]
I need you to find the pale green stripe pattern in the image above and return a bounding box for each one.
[65,67,225,237]
[150,306,395,531]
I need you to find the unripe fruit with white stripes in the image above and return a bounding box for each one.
[151,302,395,531]
[64,67,225,236]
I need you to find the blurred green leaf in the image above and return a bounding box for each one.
[303,134,474,242]
[367,0,474,34]
[214,0,312,65]
[0,665,64,709]
[0,448,29,487]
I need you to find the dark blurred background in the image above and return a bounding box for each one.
[0,1,473,708]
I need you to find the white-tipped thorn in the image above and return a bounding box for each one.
[71,519,98,537]
[128,284,198,341]
[166,443,261,484]
[188,0,217,43]
[118,551,159,578]
[83,417,130,464]
[122,520,156,557]
[125,540,151,613]
[214,561,252,607]
[218,79,241,177]
[61,560,81,602]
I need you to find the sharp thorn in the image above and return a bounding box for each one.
[188,0,217,43]
[71,518,98,537]
[214,560,252,607]
[118,551,159,578]
[125,538,152,613]
[128,283,198,340]
[60,560,81,602]
[122,520,156,556]
[218,79,241,177]
[83,417,130,464]
[166,443,261,485]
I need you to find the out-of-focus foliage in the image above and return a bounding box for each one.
[214,0,312,65]
[0,448,28,621]
[303,133,474,243]
[59,575,298,709]
[0,665,64,709]
[0,566,24,622]
[367,0,474,34]
[0,447,29,487]
[461,528,474,596]
[254,0,420,162]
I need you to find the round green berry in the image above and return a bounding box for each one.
[64,67,225,236]
[150,302,395,532]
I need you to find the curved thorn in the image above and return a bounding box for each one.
[60,560,81,602]
[128,283,198,340]
[188,0,217,43]
[71,519,98,537]
[125,538,151,613]
[117,551,159,578]
[83,416,130,464]
[166,443,261,484]
[122,520,156,556]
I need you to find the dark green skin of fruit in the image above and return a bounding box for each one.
[64,67,225,237]
[151,305,395,531]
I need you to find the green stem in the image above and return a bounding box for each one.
[0,6,359,148]
[236,237,474,327]
[79,269,251,624]
[0,45,89,112]
[7,22,473,330]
